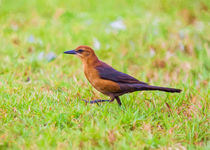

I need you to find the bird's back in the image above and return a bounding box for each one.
[95,61,148,85]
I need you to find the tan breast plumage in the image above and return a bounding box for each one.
[84,65,120,96]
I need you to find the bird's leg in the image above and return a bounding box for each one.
[82,97,115,105]
[109,97,115,103]
[82,99,111,104]
[115,96,122,106]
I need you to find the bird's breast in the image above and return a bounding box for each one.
[84,66,121,96]
[84,67,99,85]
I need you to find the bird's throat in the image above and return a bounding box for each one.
[82,55,99,67]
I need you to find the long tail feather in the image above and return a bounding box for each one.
[140,85,182,93]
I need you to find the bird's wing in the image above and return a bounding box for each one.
[95,62,148,85]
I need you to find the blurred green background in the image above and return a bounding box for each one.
[0,0,209,149]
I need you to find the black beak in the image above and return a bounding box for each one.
[64,50,77,54]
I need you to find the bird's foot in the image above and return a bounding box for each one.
[82,99,111,105]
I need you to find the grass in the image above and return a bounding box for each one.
[0,0,209,149]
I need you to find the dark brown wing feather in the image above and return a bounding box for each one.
[95,62,148,85]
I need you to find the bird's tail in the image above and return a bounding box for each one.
[140,85,181,93]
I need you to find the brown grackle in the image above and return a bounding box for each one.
[64,46,181,106]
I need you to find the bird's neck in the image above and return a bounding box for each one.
[82,54,100,68]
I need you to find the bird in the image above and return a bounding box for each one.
[64,45,181,106]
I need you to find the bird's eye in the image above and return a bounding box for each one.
[77,49,84,53]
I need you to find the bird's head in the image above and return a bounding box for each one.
[64,46,97,62]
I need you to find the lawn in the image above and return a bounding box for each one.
[0,0,209,149]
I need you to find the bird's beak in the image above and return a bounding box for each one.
[64,50,77,55]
